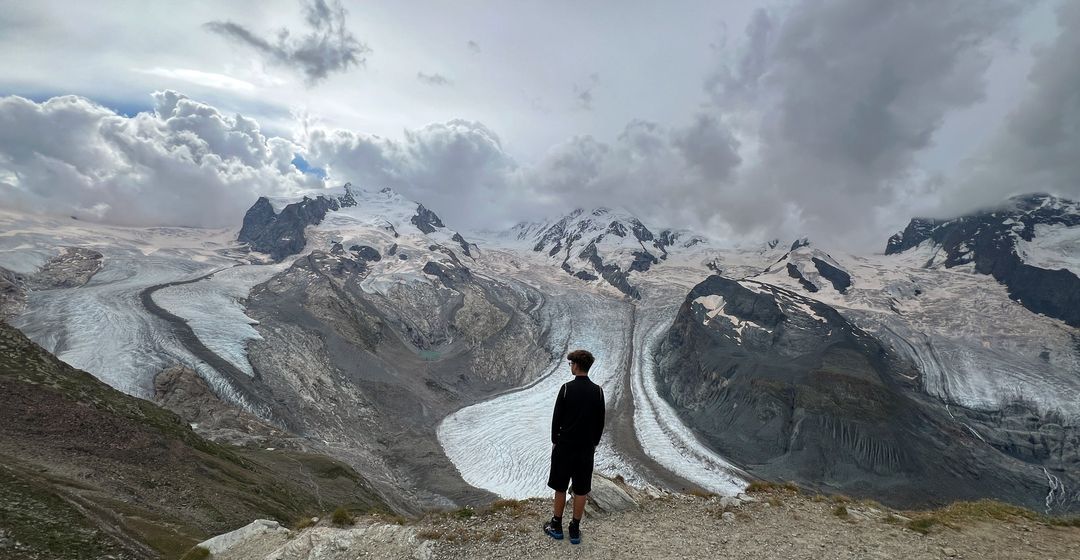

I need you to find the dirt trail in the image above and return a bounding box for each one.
[209,488,1080,560]
[423,492,1080,560]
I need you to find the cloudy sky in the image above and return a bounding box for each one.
[0,0,1076,250]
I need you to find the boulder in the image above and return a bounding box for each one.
[198,519,289,556]
[583,476,639,515]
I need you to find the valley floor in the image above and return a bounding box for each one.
[205,486,1080,560]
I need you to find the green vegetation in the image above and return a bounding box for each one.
[331,506,355,526]
[0,323,389,559]
[687,488,718,499]
[746,480,800,494]
[486,499,528,517]
[179,545,211,560]
[904,499,1080,534]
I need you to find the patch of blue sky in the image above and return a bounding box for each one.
[291,154,327,178]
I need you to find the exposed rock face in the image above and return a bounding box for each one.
[411,204,446,234]
[24,247,103,289]
[812,257,851,293]
[776,248,852,295]
[653,275,1078,512]
[153,366,293,447]
[422,261,472,286]
[885,193,1080,326]
[451,232,478,258]
[578,241,641,299]
[239,195,341,261]
[786,262,818,292]
[235,248,550,511]
[349,245,382,261]
[886,218,942,254]
[0,268,25,320]
[0,247,103,320]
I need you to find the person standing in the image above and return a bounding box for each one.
[543,349,605,545]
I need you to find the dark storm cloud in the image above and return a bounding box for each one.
[702,0,1024,244]
[946,1,1080,212]
[519,116,743,223]
[417,72,452,86]
[204,0,369,85]
[673,113,741,181]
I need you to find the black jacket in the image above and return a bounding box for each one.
[550,376,605,449]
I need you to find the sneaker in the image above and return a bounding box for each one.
[568,520,581,544]
[543,517,563,540]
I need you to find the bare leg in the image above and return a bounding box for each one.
[553,491,567,518]
[572,494,587,520]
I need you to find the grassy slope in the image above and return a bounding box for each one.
[0,322,388,559]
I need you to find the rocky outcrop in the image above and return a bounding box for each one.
[786,262,818,292]
[653,275,1079,512]
[451,232,478,258]
[0,248,103,320]
[578,242,640,299]
[350,245,382,261]
[23,247,103,289]
[239,195,340,261]
[0,267,25,320]
[812,257,851,293]
[423,261,473,286]
[411,204,446,234]
[886,218,942,255]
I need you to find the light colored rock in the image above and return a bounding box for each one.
[266,524,433,560]
[198,519,290,556]
[584,476,639,515]
[721,512,736,523]
[941,547,958,557]
[719,496,743,509]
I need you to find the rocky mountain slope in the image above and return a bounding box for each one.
[886,193,1080,327]
[0,321,387,560]
[1,188,1077,524]
[653,275,1073,511]
[650,195,1080,513]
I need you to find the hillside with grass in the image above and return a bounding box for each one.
[0,322,388,560]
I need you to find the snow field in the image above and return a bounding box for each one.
[437,289,644,499]
[631,303,747,495]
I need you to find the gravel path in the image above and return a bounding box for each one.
[422,494,1080,560]
[207,487,1080,560]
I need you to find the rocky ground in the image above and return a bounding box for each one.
[198,482,1080,560]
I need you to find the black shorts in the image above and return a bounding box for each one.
[546,443,595,495]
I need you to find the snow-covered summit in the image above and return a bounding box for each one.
[494,207,711,298]
[885,192,1080,327]
[238,183,476,263]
